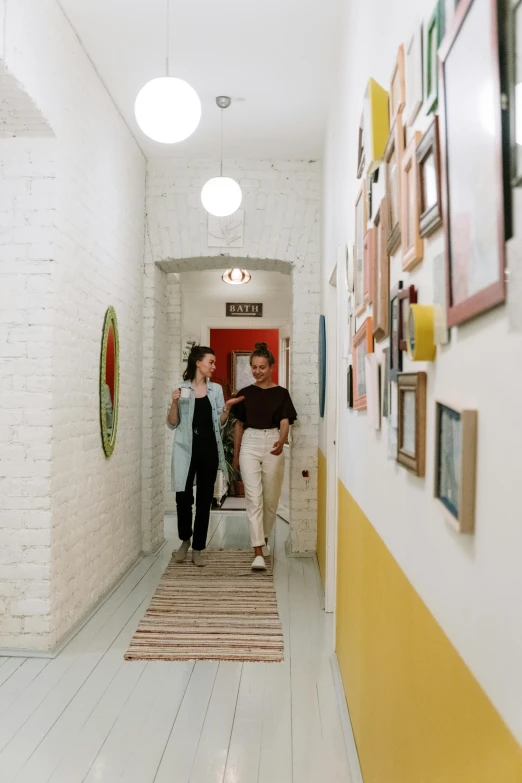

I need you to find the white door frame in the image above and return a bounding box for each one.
[324,264,340,614]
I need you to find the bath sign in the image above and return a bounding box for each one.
[226,303,263,317]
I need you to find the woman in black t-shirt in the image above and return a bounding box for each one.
[233,342,297,570]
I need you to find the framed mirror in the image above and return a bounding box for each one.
[100,306,120,457]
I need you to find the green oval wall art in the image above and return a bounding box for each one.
[100,306,120,457]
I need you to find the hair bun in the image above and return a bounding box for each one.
[254,342,268,350]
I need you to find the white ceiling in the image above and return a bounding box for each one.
[58,0,339,159]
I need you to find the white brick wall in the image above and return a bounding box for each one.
[145,158,321,552]
[0,0,146,652]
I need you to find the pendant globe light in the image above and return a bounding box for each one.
[222,268,251,285]
[201,97,243,217]
[134,0,201,144]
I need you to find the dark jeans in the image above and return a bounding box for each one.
[176,433,218,551]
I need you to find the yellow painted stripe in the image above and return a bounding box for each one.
[336,480,522,783]
[317,449,327,590]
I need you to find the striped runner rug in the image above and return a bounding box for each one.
[124,549,284,662]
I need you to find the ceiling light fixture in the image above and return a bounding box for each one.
[134,0,201,143]
[201,97,243,217]
[222,268,251,285]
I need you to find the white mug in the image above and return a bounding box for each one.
[180,387,191,399]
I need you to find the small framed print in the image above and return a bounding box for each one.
[401,132,424,272]
[398,284,418,351]
[347,365,354,408]
[390,44,406,129]
[373,201,390,341]
[389,282,404,381]
[352,317,374,410]
[357,110,365,179]
[354,185,368,315]
[231,351,254,393]
[405,24,424,126]
[425,0,445,114]
[416,117,443,238]
[363,228,375,305]
[434,402,478,533]
[397,372,427,477]
[384,111,405,256]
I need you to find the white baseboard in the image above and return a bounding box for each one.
[331,654,364,783]
[0,540,167,659]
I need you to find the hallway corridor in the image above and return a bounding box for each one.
[0,517,351,783]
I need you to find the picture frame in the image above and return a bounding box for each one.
[397,372,427,477]
[401,132,424,272]
[363,78,390,175]
[357,110,365,179]
[347,365,354,408]
[346,244,355,293]
[384,111,405,256]
[398,284,418,351]
[439,0,507,326]
[319,315,326,418]
[365,353,381,430]
[373,201,390,341]
[352,317,374,411]
[434,401,478,533]
[363,228,375,305]
[354,184,367,315]
[389,44,406,130]
[382,347,390,418]
[389,282,404,381]
[416,116,443,238]
[511,0,522,186]
[405,24,424,126]
[425,0,445,114]
[231,350,253,393]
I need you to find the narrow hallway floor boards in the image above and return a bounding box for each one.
[0,515,352,783]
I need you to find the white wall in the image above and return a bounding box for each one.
[0,0,146,651]
[324,0,522,743]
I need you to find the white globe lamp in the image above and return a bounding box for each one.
[134,77,201,144]
[201,176,242,217]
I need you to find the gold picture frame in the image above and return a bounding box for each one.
[397,372,427,477]
[100,306,120,458]
[401,132,424,271]
[231,350,253,393]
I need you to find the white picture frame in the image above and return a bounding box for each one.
[365,353,381,430]
[405,24,424,127]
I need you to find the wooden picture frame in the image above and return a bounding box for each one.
[397,372,427,477]
[357,110,365,179]
[416,117,443,237]
[439,0,507,326]
[401,132,424,271]
[384,111,405,256]
[354,184,368,315]
[405,24,424,126]
[373,201,390,341]
[365,353,381,430]
[390,44,406,130]
[425,0,445,114]
[352,317,374,411]
[363,228,375,305]
[389,282,403,381]
[434,401,478,533]
[398,284,418,351]
[100,306,120,458]
[231,350,253,393]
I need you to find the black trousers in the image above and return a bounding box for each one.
[176,433,219,551]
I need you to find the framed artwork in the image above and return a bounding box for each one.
[354,185,367,314]
[434,402,478,533]
[416,117,443,237]
[389,282,404,381]
[347,365,354,408]
[363,228,375,305]
[382,347,390,418]
[439,0,507,326]
[390,44,406,129]
[384,111,405,255]
[405,24,424,126]
[397,372,427,477]
[346,244,355,293]
[365,353,381,430]
[231,351,253,393]
[425,0,445,114]
[401,132,424,271]
[357,111,365,178]
[398,284,418,351]
[363,78,390,175]
[512,0,522,186]
[100,306,120,458]
[373,201,390,341]
[319,315,326,418]
[352,317,374,411]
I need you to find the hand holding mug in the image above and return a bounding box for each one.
[172,388,182,405]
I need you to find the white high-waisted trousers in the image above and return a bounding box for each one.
[239,428,285,548]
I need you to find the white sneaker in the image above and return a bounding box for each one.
[251,555,267,571]
[262,543,270,557]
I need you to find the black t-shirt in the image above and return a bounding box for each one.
[233,385,297,430]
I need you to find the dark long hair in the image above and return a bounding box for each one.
[183,345,215,381]
[250,341,275,366]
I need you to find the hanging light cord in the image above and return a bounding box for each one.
[220,108,224,177]
[165,0,170,76]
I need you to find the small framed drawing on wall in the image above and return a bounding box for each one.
[434,402,478,533]
[389,281,404,381]
[384,111,405,256]
[354,185,367,315]
[373,201,389,341]
[401,132,424,271]
[352,317,374,411]
[416,117,443,238]
[397,372,427,477]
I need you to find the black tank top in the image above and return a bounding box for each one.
[192,396,214,438]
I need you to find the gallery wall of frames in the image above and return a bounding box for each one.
[342,0,516,535]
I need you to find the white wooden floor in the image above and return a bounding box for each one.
[0,514,352,783]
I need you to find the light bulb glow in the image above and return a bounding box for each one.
[222,268,251,285]
[201,177,243,217]
[134,77,201,143]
